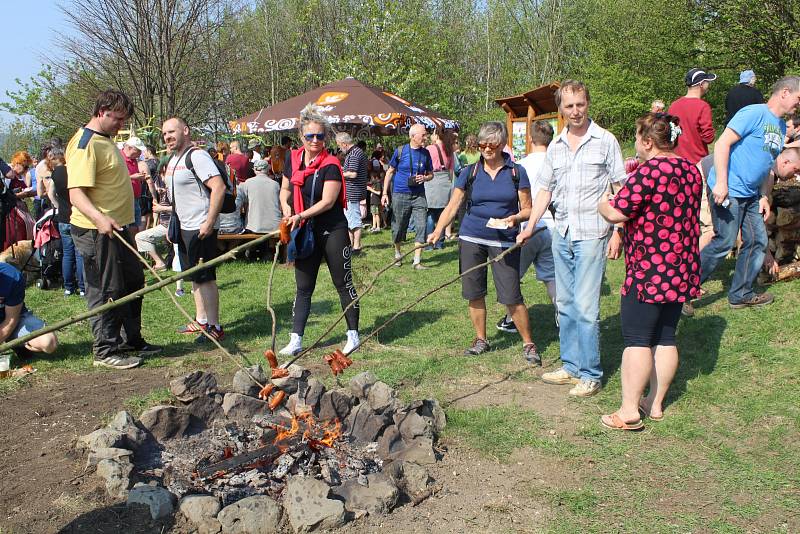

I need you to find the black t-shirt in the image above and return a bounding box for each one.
[51,165,71,224]
[283,151,347,232]
[725,84,764,125]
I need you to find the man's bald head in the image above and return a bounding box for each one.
[408,124,428,148]
[776,147,800,179]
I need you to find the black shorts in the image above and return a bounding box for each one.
[620,290,682,347]
[459,240,523,305]
[178,229,219,283]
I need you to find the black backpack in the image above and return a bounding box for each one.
[184,148,237,213]
[463,160,521,214]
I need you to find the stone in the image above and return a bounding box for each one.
[367,381,399,414]
[317,389,354,422]
[232,366,266,397]
[271,364,309,395]
[349,371,377,400]
[76,428,124,451]
[197,518,222,534]
[284,476,345,533]
[302,377,325,408]
[86,447,133,468]
[407,399,447,434]
[108,410,148,449]
[96,458,133,499]
[138,405,190,441]
[331,472,398,515]
[187,395,224,424]
[388,436,436,465]
[127,485,176,520]
[383,460,433,501]
[217,495,282,534]
[179,495,222,524]
[223,393,270,422]
[170,371,218,402]
[376,425,404,459]
[346,403,390,443]
[395,410,433,441]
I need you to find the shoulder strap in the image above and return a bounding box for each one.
[464,161,480,213]
[434,143,446,171]
[185,148,231,193]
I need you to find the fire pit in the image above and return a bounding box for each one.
[75,367,445,532]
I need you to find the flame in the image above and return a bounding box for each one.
[272,413,342,451]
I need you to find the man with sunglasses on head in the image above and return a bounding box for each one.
[381,124,434,269]
[517,80,627,398]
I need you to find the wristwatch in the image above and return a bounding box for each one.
[614,226,624,234]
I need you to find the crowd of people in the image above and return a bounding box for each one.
[1,70,799,431]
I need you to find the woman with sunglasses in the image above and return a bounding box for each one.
[597,112,702,430]
[278,104,360,356]
[428,122,539,362]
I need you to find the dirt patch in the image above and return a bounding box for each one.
[0,367,181,534]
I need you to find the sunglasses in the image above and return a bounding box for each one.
[303,133,326,141]
[478,142,501,150]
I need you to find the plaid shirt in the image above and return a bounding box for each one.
[535,120,627,240]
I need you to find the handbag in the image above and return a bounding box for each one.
[287,170,319,262]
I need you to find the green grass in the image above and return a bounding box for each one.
[123,387,174,417]
[10,229,800,532]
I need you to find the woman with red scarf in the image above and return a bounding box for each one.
[278,103,359,356]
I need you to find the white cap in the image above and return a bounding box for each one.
[124,136,146,152]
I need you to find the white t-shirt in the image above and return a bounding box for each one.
[166,148,222,231]
[251,151,262,162]
[518,152,554,230]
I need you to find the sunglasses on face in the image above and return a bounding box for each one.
[478,142,501,150]
[303,133,326,141]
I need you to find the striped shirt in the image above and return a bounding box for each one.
[343,145,369,202]
[535,120,627,240]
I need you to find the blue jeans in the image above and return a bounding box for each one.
[59,223,85,293]
[426,208,445,249]
[700,193,767,304]
[551,229,609,382]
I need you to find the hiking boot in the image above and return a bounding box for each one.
[279,333,303,356]
[569,379,602,397]
[729,292,774,309]
[412,262,428,270]
[496,316,518,333]
[523,343,541,366]
[541,367,580,385]
[93,354,142,370]
[177,321,204,335]
[464,338,490,356]
[117,341,163,356]
[681,302,695,317]
[195,325,225,344]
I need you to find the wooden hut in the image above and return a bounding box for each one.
[495,82,563,160]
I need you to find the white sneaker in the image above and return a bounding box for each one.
[569,379,602,397]
[342,330,360,355]
[279,333,303,356]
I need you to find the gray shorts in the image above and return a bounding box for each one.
[391,193,427,244]
[520,227,555,282]
[459,239,524,305]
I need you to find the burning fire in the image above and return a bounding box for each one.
[273,412,342,451]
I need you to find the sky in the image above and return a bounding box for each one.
[0,1,71,122]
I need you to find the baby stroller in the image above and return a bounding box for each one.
[32,209,62,289]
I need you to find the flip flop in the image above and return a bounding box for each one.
[600,413,644,431]
[638,403,664,422]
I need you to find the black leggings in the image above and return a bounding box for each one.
[620,290,682,348]
[292,226,359,335]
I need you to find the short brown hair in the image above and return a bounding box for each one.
[530,120,554,147]
[636,113,681,151]
[92,89,134,118]
[555,80,590,108]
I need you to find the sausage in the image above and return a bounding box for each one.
[258,383,275,400]
[263,350,279,369]
[268,390,286,411]
[279,219,291,244]
[271,367,289,379]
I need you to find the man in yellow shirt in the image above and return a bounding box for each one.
[66,90,161,369]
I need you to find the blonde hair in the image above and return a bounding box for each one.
[299,103,332,134]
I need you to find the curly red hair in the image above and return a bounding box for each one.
[10,151,34,169]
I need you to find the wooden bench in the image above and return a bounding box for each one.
[217,233,285,262]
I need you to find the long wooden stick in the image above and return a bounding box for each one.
[0,230,280,354]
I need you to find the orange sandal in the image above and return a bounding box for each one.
[600,413,644,431]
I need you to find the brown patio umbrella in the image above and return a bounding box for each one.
[229,77,459,137]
